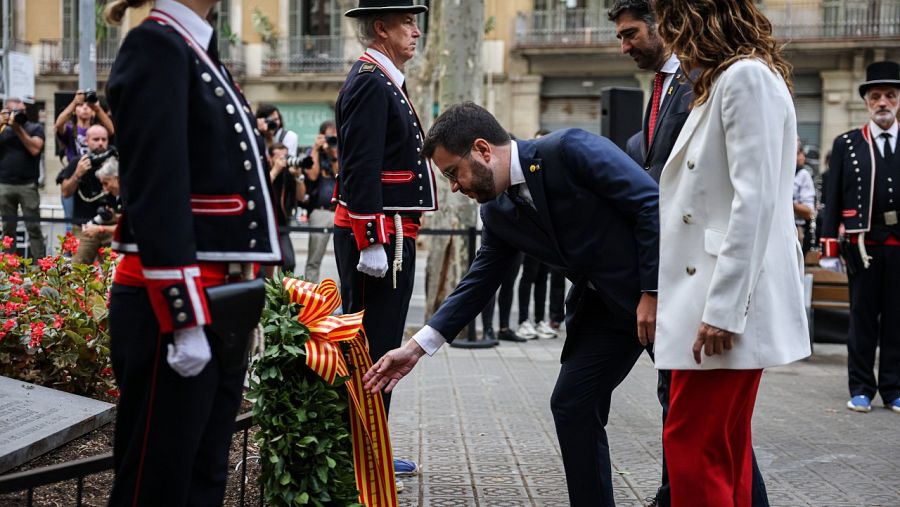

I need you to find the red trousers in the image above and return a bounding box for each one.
[664,368,763,507]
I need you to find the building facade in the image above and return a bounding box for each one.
[4,0,899,202]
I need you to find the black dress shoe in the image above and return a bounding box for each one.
[497,328,527,342]
[482,328,496,341]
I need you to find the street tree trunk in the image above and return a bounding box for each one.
[423,0,484,334]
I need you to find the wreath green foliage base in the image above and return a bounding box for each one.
[248,277,362,506]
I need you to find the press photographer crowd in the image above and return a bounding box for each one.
[0,91,338,278]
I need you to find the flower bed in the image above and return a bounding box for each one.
[0,234,117,401]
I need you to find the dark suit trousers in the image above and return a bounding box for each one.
[481,252,523,330]
[108,284,245,507]
[550,287,645,506]
[847,244,900,402]
[333,227,416,415]
[548,269,566,323]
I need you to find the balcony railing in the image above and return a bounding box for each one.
[264,35,354,74]
[219,41,247,76]
[514,0,900,48]
[514,8,616,47]
[38,38,121,75]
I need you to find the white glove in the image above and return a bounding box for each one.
[167,326,212,377]
[357,243,389,278]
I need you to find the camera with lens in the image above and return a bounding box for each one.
[89,147,118,170]
[84,89,99,104]
[4,108,28,125]
[324,135,338,147]
[90,205,116,226]
[286,154,314,170]
[266,119,279,133]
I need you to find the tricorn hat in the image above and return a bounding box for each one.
[345,0,428,18]
[858,61,900,98]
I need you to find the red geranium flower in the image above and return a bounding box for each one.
[8,273,22,285]
[62,234,80,255]
[1,236,12,249]
[37,257,54,272]
[106,388,120,398]
[52,314,64,329]
[3,319,15,331]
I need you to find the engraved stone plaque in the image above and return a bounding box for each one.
[0,376,115,473]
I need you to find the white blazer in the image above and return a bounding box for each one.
[654,59,811,370]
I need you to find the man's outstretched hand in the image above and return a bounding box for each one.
[363,339,427,393]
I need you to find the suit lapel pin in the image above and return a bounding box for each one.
[529,163,540,173]
[667,86,674,95]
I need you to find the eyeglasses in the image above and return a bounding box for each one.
[440,151,472,183]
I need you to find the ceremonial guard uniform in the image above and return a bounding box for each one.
[822,61,900,413]
[105,1,280,504]
[333,10,436,414]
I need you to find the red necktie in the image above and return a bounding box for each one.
[647,72,665,146]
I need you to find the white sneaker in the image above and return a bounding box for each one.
[536,320,558,339]
[395,479,404,492]
[516,320,538,339]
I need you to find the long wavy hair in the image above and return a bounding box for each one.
[654,0,793,107]
[104,0,153,25]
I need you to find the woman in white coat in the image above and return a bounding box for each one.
[652,1,811,505]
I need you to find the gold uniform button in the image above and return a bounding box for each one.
[173,298,184,309]
[226,104,235,115]
[247,200,256,210]
[244,160,252,170]
[234,123,243,133]
[249,221,258,230]
[176,312,188,323]
[249,239,257,248]
[168,287,180,297]
[240,141,248,151]
[201,72,212,82]
[214,87,225,97]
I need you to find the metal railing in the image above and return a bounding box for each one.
[220,40,248,76]
[264,35,354,74]
[38,38,121,75]
[514,0,900,48]
[0,412,261,506]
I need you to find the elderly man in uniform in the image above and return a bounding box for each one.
[334,0,437,480]
[822,61,900,414]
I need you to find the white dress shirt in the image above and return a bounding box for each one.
[869,120,898,158]
[154,0,214,50]
[413,141,525,355]
[365,48,405,88]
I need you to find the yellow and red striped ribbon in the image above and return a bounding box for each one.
[283,277,397,507]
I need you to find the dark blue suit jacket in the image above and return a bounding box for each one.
[638,70,694,182]
[429,129,659,341]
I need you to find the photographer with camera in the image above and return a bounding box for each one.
[54,89,116,226]
[0,97,46,258]
[256,103,299,155]
[303,120,340,282]
[81,157,122,240]
[56,125,117,263]
[268,142,305,272]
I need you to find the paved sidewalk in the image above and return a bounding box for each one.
[387,338,900,506]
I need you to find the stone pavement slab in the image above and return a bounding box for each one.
[388,338,900,506]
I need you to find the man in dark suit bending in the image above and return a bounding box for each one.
[364,102,659,506]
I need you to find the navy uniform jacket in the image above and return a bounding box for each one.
[107,17,281,333]
[638,70,693,182]
[429,129,659,340]
[334,56,437,250]
[823,125,899,241]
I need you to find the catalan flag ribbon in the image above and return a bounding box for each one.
[283,278,397,507]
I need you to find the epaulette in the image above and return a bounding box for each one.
[358,63,377,74]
